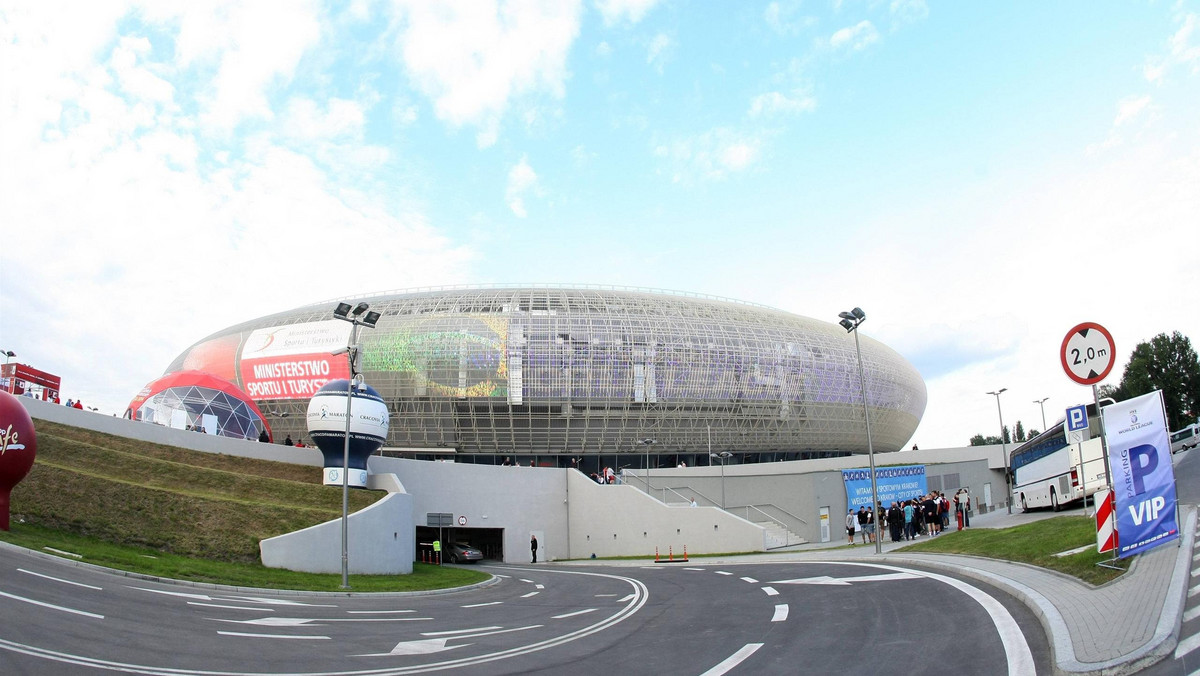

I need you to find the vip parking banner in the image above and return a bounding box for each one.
[1102,390,1178,558]
[843,465,927,509]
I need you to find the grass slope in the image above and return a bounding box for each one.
[8,420,382,563]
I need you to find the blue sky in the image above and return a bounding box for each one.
[2,0,1198,449]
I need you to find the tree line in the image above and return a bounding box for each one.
[968,331,1200,446]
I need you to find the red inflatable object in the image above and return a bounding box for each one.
[0,391,38,530]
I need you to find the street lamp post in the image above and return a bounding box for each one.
[838,307,881,555]
[1033,397,1049,432]
[2,350,14,365]
[988,388,1011,514]
[641,438,656,491]
[710,450,732,508]
[332,301,380,589]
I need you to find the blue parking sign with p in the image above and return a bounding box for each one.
[1066,405,1088,432]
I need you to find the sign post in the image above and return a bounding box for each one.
[1060,322,1117,495]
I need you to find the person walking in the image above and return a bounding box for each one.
[845,509,857,545]
[888,502,904,542]
[903,500,915,540]
[959,488,972,527]
[530,534,539,563]
[857,506,869,544]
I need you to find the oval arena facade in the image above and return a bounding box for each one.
[154,286,927,464]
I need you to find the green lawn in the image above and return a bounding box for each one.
[0,523,489,592]
[899,516,1127,585]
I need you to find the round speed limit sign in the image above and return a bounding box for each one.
[1060,322,1116,385]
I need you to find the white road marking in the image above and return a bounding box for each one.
[347,609,416,614]
[216,631,329,640]
[18,569,101,590]
[363,626,543,657]
[740,577,758,584]
[552,608,597,619]
[130,587,335,607]
[761,587,778,596]
[715,571,733,576]
[771,604,789,622]
[684,567,705,571]
[535,584,544,589]
[520,579,534,583]
[462,601,503,608]
[0,589,103,619]
[618,594,636,603]
[42,547,82,559]
[495,574,511,578]
[828,561,1035,676]
[1186,606,1200,623]
[699,643,763,676]
[421,626,502,636]
[212,616,431,626]
[520,591,539,598]
[188,602,272,611]
[1175,630,1200,660]
[1193,552,1200,563]
[771,572,920,586]
[594,593,618,597]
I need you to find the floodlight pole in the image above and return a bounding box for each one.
[332,302,377,590]
[839,308,880,554]
[989,389,1011,514]
[1034,397,1049,432]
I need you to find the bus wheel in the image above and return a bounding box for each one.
[1021,495,1028,512]
[1050,489,1060,512]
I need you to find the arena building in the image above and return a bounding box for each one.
[144,285,927,467]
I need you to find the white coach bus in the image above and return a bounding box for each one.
[1010,401,1110,512]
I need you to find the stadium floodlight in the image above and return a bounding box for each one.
[2,350,13,365]
[839,306,881,555]
[332,301,380,589]
[988,388,1011,514]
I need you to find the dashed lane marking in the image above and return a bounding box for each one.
[0,589,103,619]
[18,569,102,590]
[617,594,636,603]
[761,587,778,596]
[771,604,788,622]
[699,643,763,676]
[684,567,705,571]
[519,579,535,584]
[217,631,328,640]
[715,571,733,576]
[1176,630,1200,660]
[520,592,539,598]
[552,609,598,619]
[1187,585,1200,599]
[188,602,273,611]
[348,610,417,614]
[740,577,758,584]
[462,601,503,608]
[420,626,501,636]
[535,584,544,589]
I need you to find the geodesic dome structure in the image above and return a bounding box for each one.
[127,370,271,442]
[151,286,926,459]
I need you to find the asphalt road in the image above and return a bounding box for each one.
[0,545,1051,675]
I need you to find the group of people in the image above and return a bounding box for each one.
[846,488,974,545]
[590,466,617,484]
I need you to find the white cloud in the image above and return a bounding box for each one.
[646,32,673,72]
[1086,95,1155,155]
[889,0,929,28]
[596,40,612,57]
[829,20,879,51]
[594,0,661,25]
[764,1,815,36]
[505,156,539,217]
[1113,95,1152,127]
[391,0,582,149]
[1145,11,1200,83]
[749,90,817,117]
[0,3,474,416]
[654,128,763,182]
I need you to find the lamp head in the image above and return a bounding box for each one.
[838,311,856,321]
[363,310,381,327]
[333,303,352,318]
[851,307,865,320]
[352,302,370,316]
[839,318,854,332]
